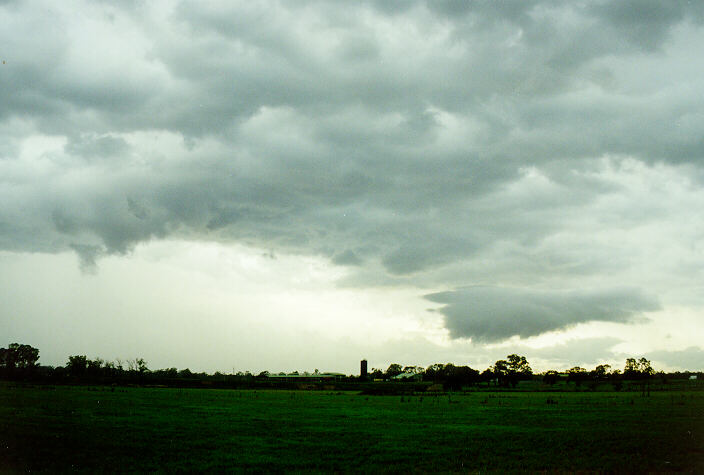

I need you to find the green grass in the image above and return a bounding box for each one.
[1,384,703,472]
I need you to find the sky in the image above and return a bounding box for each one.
[2,0,704,374]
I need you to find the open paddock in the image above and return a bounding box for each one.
[1,384,702,471]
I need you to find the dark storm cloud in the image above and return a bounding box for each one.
[332,250,363,267]
[426,287,660,342]
[1,0,703,341]
[65,134,130,160]
[589,0,704,50]
[69,243,103,273]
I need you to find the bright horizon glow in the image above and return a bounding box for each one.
[2,240,701,374]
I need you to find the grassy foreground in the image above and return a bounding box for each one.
[1,384,703,472]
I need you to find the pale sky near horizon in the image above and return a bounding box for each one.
[2,0,704,374]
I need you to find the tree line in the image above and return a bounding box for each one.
[0,342,698,390]
[370,354,533,389]
[369,354,664,390]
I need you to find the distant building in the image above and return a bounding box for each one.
[391,372,422,381]
[360,359,368,379]
[266,371,345,382]
[690,375,698,380]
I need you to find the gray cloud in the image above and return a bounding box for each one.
[527,337,623,367]
[69,243,103,274]
[1,0,704,344]
[589,0,704,51]
[127,197,148,221]
[65,134,130,160]
[647,346,704,371]
[331,249,363,267]
[426,287,660,342]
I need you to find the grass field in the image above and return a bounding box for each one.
[1,384,703,472]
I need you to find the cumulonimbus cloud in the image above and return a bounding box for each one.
[1,1,704,350]
[425,286,661,342]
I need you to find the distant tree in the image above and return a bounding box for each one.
[126,358,149,374]
[638,357,654,377]
[441,363,456,374]
[506,354,532,377]
[1,343,39,369]
[657,370,668,385]
[67,355,88,377]
[480,368,495,387]
[610,369,623,391]
[105,361,114,378]
[369,368,384,380]
[624,358,639,379]
[154,367,178,379]
[420,363,479,389]
[567,367,588,387]
[626,357,655,396]
[443,364,480,391]
[623,357,655,381]
[591,364,612,380]
[180,368,195,378]
[102,361,119,378]
[0,347,7,372]
[543,370,560,386]
[385,363,403,378]
[402,365,424,375]
[0,343,39,378]
[493,359,510,387]
[492,355,531,388]
[423,363,445,382]
[86,358,103,377]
